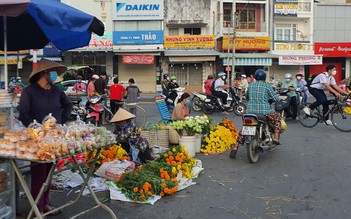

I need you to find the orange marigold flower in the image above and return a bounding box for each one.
[160,191,165,197]
[133,187,138,193]
[140,189,144,194]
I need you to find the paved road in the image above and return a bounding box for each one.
[18,103,351,219]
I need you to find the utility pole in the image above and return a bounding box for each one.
[231,0,237,85]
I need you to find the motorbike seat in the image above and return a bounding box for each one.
[70,97,82,105]
[206,94,217,99]
[243,113,267,123]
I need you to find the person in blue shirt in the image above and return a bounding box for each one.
[294,72,308,106]
[230,69,282,158]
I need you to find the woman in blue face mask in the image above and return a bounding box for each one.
[172,92,191,121]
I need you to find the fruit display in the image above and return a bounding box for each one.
[0,114,116,161]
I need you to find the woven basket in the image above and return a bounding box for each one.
[157,129,169,148]
[141,130,157,148]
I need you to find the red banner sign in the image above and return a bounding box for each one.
[122,55,155,64]
[314,42,351,57]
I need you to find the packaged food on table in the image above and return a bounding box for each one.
[27,120,44,141]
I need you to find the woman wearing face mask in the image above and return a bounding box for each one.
[213,71,230,114]
[172,93,191,121]
[282,73,298,120]
[19,59,73,216]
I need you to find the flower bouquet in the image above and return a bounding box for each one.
[85,143,130,168]
[170,115,211,136]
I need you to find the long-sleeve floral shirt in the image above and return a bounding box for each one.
[114,120,149,152]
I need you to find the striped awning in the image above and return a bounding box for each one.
[29,56,62,62]
[222,57,272,66]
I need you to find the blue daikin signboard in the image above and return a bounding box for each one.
[112,0,163,20]
[113,30,164,45]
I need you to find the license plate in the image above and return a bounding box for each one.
[242,126,256,136]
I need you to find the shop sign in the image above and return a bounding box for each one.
[314,42,351,57]
[276,0,298,2]
[0,59,19,65]
[75,33,113,50]
[164,35,215,48]
[113,30,164,45]
[274,43,312,51]
[279,55,323,65]
[112,0,163,20]
[222,36,270,51]
[274,3,298,15]
[122,55,154,64]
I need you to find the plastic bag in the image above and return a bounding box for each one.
[27,120,44,141]
[94,160,135,181]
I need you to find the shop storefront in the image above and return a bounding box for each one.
[278,55,323,80]
[63,33,113,79]
[163,35,218,92]
[113,30,164,93]
[313,42,350,83]
[218,36,274,81]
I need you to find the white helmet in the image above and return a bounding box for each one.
[284,73,292,79]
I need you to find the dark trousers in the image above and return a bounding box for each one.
[120,142,153,163]
[31,163,52,212]
[110,100,123,115]
[288,96,298,119]
[213,91,228,105]
[309,87,329,119]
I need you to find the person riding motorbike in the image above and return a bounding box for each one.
[229,69,283,158]
[16,77,26,88]
[212,71,230,114]
[282,73,298,120]
[294,72,308,105]
[167,76,180,104]
[161,74,170,97]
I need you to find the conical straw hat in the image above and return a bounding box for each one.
[110,108,135,123]
[29,59,67,81]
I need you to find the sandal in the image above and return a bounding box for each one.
[272,140,281,145]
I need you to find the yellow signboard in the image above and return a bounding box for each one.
[164,35,215,48]
[274,43,312,51]
[222,36,270,50]
[0,59,19,65]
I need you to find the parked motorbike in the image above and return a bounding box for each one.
[69,97,87,121]
[202,87,247,116]
[241,113,280,163]
[85,95,105,126]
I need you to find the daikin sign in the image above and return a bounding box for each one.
[113,0,163,20]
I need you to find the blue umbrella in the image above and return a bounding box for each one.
[0,0,105,89]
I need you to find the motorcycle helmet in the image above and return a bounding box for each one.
[163,74,168,79]
[218,71,226,77]
[89,95,101,104]
[10,77,16,82]
[170,76,177,80]
[285,73,292,79]
[16,77,22,82]
[296,72,304,77]
[254,69,266,81]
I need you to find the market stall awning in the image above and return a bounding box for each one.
[0,55,26,64]
[220,52,277,66]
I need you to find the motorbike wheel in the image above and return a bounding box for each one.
[233,103,247,116]
[85,117,97,126]
[191,97,203,112]
[246,136,260,163]
[202,104,214,115]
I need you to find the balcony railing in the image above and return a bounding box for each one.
[222,21,267,33]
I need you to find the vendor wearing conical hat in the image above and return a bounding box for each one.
[112,108,153,163]
[18,59,72,215]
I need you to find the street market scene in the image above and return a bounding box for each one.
[1,0,351,219]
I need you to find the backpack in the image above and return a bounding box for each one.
[306,73,322,88]
[210,80,216,93]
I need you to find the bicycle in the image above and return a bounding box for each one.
[298,94,351,132]
[111,101,147,128]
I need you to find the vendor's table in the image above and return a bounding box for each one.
[1,146,117,219]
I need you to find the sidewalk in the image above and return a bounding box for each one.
[139,92,160,103]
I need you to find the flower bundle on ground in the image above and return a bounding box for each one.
[117,145,197,202]
[85,143,130,168]
[200,118,238,154]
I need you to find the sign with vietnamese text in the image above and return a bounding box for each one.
[112,0,163,20]
[222,36,270,51]
[164,35,215,48]
[279,56,323,65]
[274,43,312,51]
[274,3,298,15]
[122,55,155,64]
[314,42,351,57]
[113,31,164,45]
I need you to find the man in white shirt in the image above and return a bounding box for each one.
[303,65,348,125]
[213,71,230,114]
